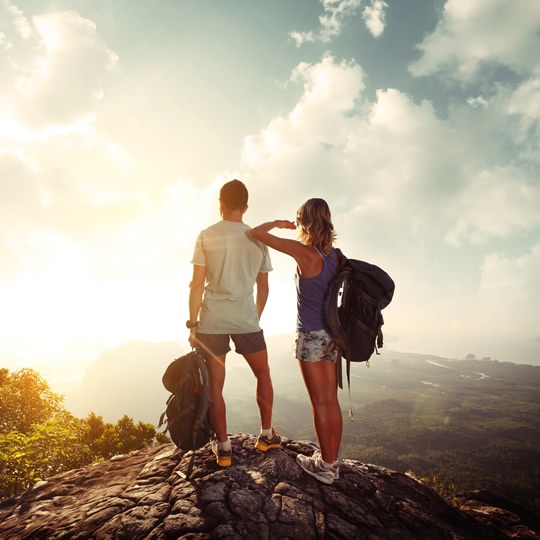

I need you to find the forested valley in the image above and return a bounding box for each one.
[224,351,540,514]
[2,347,539,516]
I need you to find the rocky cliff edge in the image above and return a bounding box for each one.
[0,434,538,539]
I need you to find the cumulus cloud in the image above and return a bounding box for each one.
[238,53,540,360]
[290,0,362,46]
[475,242,540,337]
[445,168,540,246]
[0,5,136,244]
[243,55,365,167]
[2,2,539,368]
[409,0,540,81]
[0,5,227,363]
[11,11,118,126]
[508,78,540,121]
[5,1,32,38]
[242,55,539,248]
[362,0,388,38]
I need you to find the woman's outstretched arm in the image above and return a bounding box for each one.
[250,220,299,257]
[251,220,322,276]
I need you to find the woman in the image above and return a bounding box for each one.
[250,198,342,484]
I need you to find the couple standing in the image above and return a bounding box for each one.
[187,179,342,484]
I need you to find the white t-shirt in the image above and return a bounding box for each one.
[191,220,273,334]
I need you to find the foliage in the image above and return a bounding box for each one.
[0,369,168,501]
[406,470,458,504]
[0,418,91,498]
[79,413,166,460]
[0,368,64,434]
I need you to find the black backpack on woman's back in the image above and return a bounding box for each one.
[328,249,395,416]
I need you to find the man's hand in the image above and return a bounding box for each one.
[188,326,198,349]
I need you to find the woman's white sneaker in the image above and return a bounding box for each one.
[296,453,338,484]
[312,450,340,481]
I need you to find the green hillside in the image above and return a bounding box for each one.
[226,347,540,513]
[55,339,540,514]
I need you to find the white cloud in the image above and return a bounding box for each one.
[409,0,540,81]
[362,0,388,38]
[508,78,540,120]
[242,56,460,234]
[241,55,540,249]
[466,96,488,109]
[243,55,365,172]
[474,242,540,338]
[290,0,362,46]
[5,1,32,39]
[238,53,540,361]
[11,11,118,126]
[289,30,315,47]
[0,6,226,363]
[445,168,540,246]
[0,6,136,244]
[506,78,540,164]
[1,2,539,371]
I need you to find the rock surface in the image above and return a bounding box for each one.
[0,434,538,539]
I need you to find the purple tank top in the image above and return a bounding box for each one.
[295,247,337,332]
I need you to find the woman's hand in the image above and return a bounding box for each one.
[251,220,295,237]
[250,220,304,260]
[273,220,296,230]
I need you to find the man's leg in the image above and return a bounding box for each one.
[243,349,273,430]
[205,353,228,442]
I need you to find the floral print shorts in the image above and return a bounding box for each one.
[295,329,340,363]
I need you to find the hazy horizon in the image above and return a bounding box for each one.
[45,337,539,430]
[1,0,539,381]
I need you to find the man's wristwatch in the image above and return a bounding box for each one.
[186,320,198,329]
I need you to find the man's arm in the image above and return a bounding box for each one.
[255,271,269,319]
[188,264,206,348]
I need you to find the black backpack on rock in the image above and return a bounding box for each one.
[158,350,214,477]
[328,248,395,417]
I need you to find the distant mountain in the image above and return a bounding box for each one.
[64,334,301,424]
[63,336,539,427]
[68,340,185,423]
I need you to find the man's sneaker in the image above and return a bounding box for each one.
[312,450,340,481]
[296,453,338,484]
[255,429,281,451]
[212,441,232,467]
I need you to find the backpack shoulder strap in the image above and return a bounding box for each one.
[328,248,352,391]
[185,353,213,479]
[328,258,352,353]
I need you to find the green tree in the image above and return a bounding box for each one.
[0,418,92,497]
[0,369,64,434]
[0,368,169,501]
[80,413,165,459]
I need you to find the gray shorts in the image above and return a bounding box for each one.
[295,329,339,363]
[196,330,266,359]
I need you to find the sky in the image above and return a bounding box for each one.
[1,0,539,383]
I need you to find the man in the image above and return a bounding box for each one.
[188,179,281,466]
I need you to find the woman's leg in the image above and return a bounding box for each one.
[206,354,228,442]
[298,359,342,463]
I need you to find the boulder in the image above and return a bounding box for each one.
[0,434,537,539]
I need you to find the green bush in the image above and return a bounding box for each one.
[0,368,168,500]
